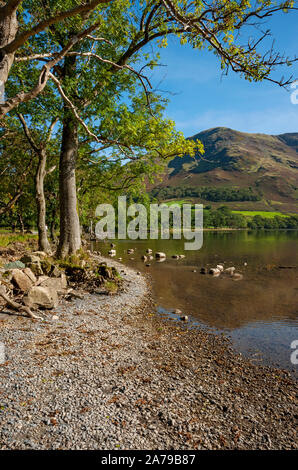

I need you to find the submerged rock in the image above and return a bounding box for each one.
[224,267,236,275]
[180,315,189,322]
[155,252,166,259]
[209,268,221,276]
[173,309,182,315]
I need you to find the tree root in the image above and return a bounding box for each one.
[0,287,42,320]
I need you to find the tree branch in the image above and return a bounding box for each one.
[3,0,112,54]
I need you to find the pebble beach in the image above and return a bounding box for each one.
[0,256,297,450]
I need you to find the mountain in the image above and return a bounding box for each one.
[153,127,298,213]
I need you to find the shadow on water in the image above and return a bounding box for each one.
[92,230,298,374]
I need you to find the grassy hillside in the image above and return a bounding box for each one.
[152,127,298,213]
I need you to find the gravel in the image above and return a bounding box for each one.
[0,256,297,450]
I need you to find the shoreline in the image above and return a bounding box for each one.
[0,255,297,450]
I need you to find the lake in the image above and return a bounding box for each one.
[92,230,298,374]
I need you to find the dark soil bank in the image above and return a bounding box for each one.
[0,258,297,450]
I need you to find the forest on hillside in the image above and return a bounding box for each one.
[151,185,262,202]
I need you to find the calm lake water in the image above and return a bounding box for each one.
[92,231,298,374]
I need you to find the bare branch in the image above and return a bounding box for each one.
[0,21,101,118]
[17,113,39,153]
[0,286,42,320]
[0,190,23,216]
[46,117,58,143]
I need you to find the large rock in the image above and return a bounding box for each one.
[27,261,43,276]
[11,269,33,292]
[23,286,58,309]
[32,251,47,258]
[20,254,43,276]
[4,261,25,270]
[20,254,40,264]
[50,265,62,277]
[39,259,61,277]
[23,267,37,284]
[40,274,67,294]
[40,259,53,275]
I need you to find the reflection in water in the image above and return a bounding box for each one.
[92,231,298,372]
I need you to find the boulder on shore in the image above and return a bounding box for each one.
[23,286,58,309]
[11,269,33,293]
[39,274,67,294]
[32,251,48,258]
[23,268,37,284]
[20,254,40,264]
[4,261,25,270]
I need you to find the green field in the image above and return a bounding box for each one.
[164,203,294,219]
[164,199,193,207]
[231,211,291,219]
[0,232,37,247]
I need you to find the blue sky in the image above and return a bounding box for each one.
[148,9,298,137]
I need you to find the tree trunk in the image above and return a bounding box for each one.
[57,115,81,258]
[50,219,56,242]
[57,55,81,258]
[35,148,51,253]
[0,3,18,91]
[17,211,24,234]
